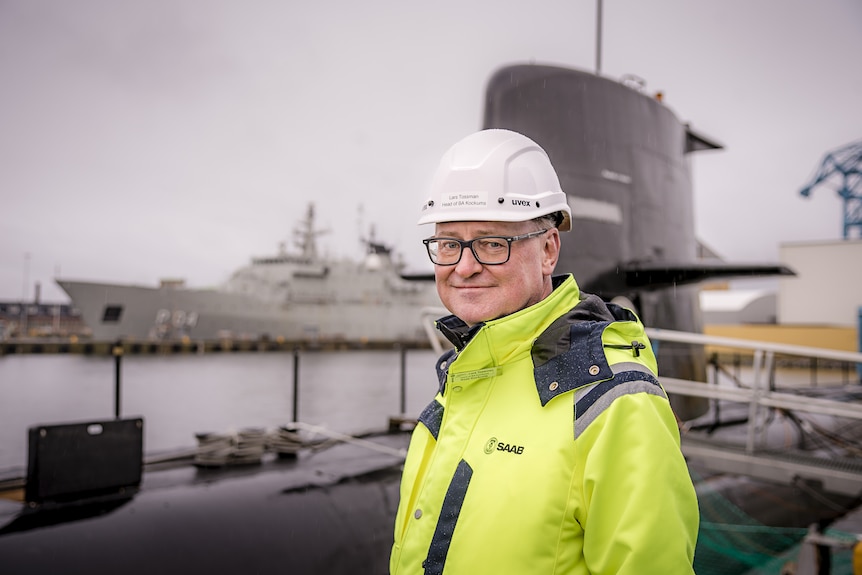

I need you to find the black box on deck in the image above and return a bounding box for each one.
[26,418,144,503]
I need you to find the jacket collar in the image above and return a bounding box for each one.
[434,274,646,406]
[435,274,576,352]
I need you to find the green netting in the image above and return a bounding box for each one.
[743,544,857,575]
[691,468,859,575]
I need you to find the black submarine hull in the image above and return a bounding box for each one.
[0,428,407,575]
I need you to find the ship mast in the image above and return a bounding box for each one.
[294,204,329,260]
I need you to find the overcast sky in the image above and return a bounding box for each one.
[1,0,860,302]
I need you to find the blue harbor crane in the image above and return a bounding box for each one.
[799,139,862,239]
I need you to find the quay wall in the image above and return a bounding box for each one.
[0,337,434,356]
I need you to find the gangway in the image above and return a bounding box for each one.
[648,327,862,497]
[420,308,862,496]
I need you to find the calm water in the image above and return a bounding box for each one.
[0,349,440,473]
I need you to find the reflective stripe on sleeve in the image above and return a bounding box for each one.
[574,369,665,438]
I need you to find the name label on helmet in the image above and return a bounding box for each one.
[442,192,488,208]
[511,200,531,207]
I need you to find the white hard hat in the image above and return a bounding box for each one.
[418,129,571,231]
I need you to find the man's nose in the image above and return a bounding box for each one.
[453,245,483,276]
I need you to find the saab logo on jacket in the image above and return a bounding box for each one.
[484,437,524,455]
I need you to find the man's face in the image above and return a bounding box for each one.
[432,220,560,326]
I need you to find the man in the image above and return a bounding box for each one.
[390,129,699,574]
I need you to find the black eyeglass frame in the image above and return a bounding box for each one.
[422,228,549,266]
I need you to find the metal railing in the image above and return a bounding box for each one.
[645,327,862,452]
[421,307,862,495]
[109,344,417,424]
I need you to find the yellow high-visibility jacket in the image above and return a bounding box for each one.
[390,275,698,574]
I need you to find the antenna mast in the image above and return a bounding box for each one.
[595,0,603,75]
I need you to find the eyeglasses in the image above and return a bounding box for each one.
[423,229,549,266]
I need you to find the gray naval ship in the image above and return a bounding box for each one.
[57,204,442,343]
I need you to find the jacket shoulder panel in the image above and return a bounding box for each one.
[532,293,654,407]
[533,321,613,406]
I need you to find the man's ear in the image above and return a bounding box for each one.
[542,228,561,275]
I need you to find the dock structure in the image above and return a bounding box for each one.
[0,336,434,356]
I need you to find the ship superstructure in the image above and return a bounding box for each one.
[57,205,442,342]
